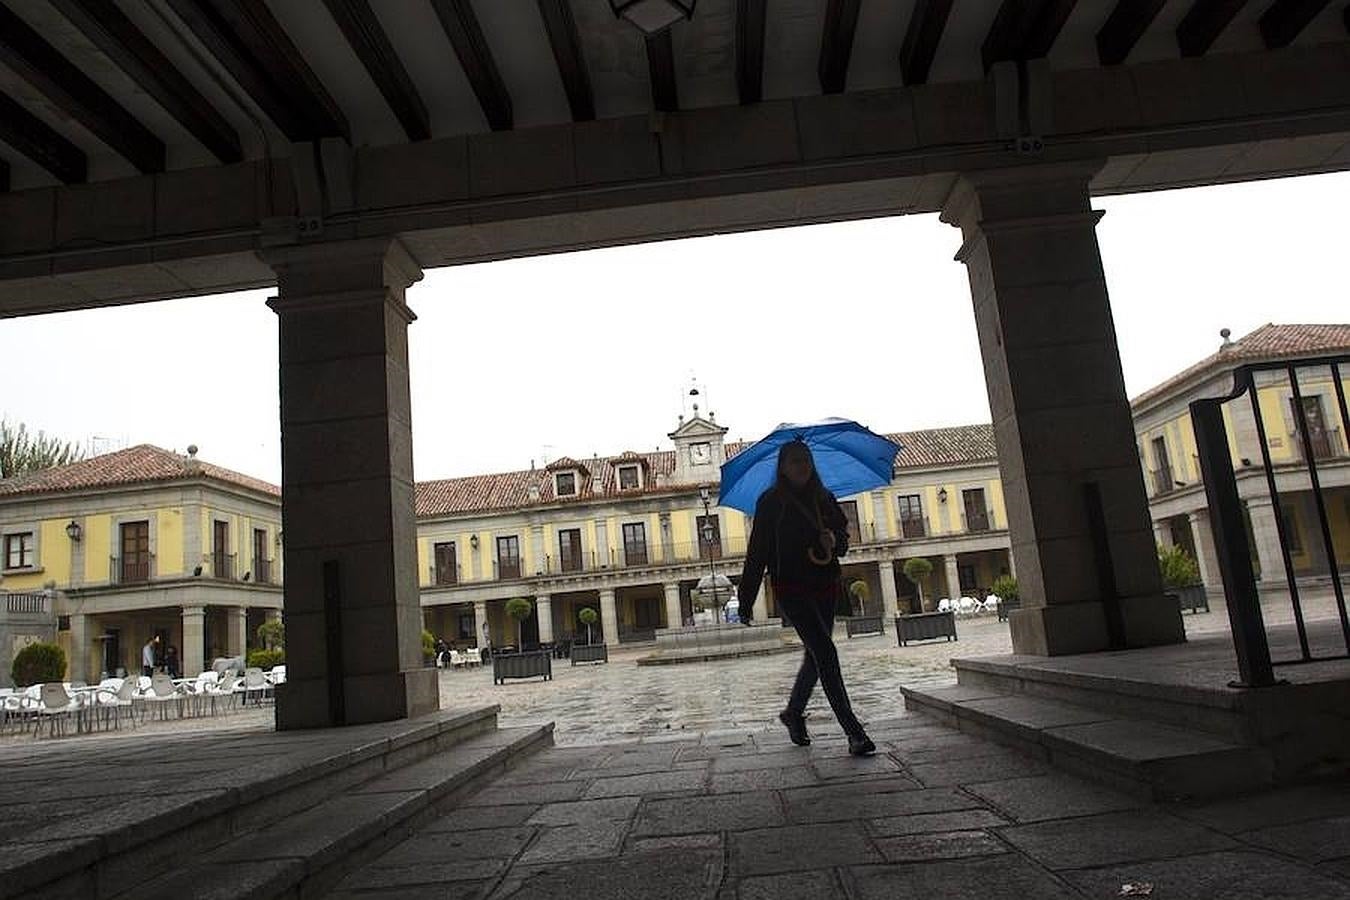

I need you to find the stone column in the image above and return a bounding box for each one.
[68,613,89,683]
[878,559,900,621]
[872,494,891,541]
[225,606,247,658]
[599,588,619,646]
[1246,498,1287,585]
[1153,521,1172,548]
[536,595,554,643]
[663,582,683,628]
[942,163,1182,655]
[944,554,962,600]
[265,237,437,729]
[181,606,205,678]
[474,600,488,648]
[1188,510,1221,590]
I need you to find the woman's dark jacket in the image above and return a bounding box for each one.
[738,486,850,618]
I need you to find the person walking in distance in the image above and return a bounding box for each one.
[141,635,159,677]
[738,440,875,756]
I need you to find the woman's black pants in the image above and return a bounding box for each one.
[777,584,864,737]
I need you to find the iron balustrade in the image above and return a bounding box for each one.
[899,517,927,539]
[211,552,236,580]
[110,554,155,584]
[1190,353,1350,687]
[431,561,460,586]
[253,558,274,584]
[1151,465,1180,496]
[960,510,993,533]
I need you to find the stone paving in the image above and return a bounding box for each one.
[328,710,1350,900]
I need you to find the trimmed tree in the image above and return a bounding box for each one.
[991,574,1018,605]
[848,579,870,616]
[257,618,284,652]
[11,642,66,687]
[578,607,599,645]
[505,597,533,647]
[903,558,934,612]
[421,629,436,663]
[1158,544,1201,590]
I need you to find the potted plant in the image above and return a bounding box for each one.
[1158,544,1208,613]
[902,558,933,611]
[421,629,437,667]
[992,574,1020,622]
[572,607,608,665]
[504,597,533,647]
[844,580,883,637]
[11,641,66,687]
[493,599,553,683]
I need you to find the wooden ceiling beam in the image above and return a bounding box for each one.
[646,30,678,112]
[899,0,955,86]
[1096,0,1167,65]
[983,0,1080,70]
[0,90,87,184]
[323,0,430,140]
[1176,0,1249,57]
[736,0,767,104]
[536,0,595,121]
[818,0,861,94]
[1258,0,1333,48]
[0,3,164,173]
[428,0,513,131]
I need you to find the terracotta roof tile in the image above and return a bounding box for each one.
[0,445,280,499]
[1132,323,1350,409]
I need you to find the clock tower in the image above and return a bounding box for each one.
[669,404,730,485]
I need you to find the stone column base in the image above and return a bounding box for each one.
[1010,592,1186,656]
[276,666,439,730]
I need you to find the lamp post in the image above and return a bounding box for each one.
[698,486,722,623]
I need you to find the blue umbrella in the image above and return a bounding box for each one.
[717,418,902,514]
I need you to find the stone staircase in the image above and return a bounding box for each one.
[4,706,552,900]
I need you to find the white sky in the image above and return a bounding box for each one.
[3,171,1347,486]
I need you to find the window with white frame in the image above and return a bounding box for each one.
[4,532,35,569]
[555,472,577,496]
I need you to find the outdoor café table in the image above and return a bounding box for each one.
[70,686,100,733]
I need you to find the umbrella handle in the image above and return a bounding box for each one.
[807,546,832,566]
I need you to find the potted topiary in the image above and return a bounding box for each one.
[845,580,883,637]
[493,599,553,683]
[895,558,956,646]
[421,629,437,667]
[11,641,66,687]
[572,607,607,665]
[991,574,1020,622]
[1158,544,1208,613]
[902,558,933,611]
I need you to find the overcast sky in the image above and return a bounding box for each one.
[3,171,1347,486]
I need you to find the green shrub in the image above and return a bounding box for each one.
[991,575,1019,604]
[257,618,284,651]
[505,598,533,645]
[11,642,66,687]
[848,580,870,615]
[1158,544,1201,589]
[246,648,284,670]
[903,558,934,611]
[421,629,436,659]
[578,607,599,644]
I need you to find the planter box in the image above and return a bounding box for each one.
[492,650,553,684]
[571,643,609,665]
[1170,585,1210,614]
[996,597,1021,623]
[895,611,957,646]
[845,615,884,638]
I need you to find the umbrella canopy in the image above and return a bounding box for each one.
[717,418,902,514]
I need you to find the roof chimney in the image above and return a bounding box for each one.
[1219,327,1233,349]
[184,444,201,473]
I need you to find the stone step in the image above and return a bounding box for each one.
[1,706,506,900]
[123,723,553,900]
[950,655,1257,744]
[900,684,1274,801]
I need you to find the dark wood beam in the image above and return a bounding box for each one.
[899,0,955,86]
[0,90,87,184]
[1096,0,1167,65]
[818,0,861,94]
[646,30,678,112]
[1259,0,1333,47]
[983,0,1079,70]
[323,0,429,140]
[1176,0,1249,57]
[0,4,164,173]
[428,0,512,131]
[51,0,241,163]
[167,0,349,142]
[536,0,595,121]
[736,0,767,104]
[0,157,9,193]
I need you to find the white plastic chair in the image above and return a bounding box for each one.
[36,683,79,738]
[234,667,269,705]
[202,672,240,714]
[268,665,286,685]
[448,650,464,669]
[95,678,136,730]
[465,648,482,667]
[140,673,184,721]
[936,598,952,613]
[957,596,977,616]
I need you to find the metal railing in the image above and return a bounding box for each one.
[1287,425,1344,462]
[1151,465,1180,496]
[253,558,274,584]
[1190,353,1350,687]
[110,554,155,585]
[4,592,47,614]
[960,510,993,533]
[899,517,927,539]
[431,562,460,586]
[211,552,236,580]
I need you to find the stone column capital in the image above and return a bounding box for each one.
[181,605,206,618]
[940,160,1107,231]
[264,236,422,323]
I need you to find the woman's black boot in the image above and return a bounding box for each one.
[848,732,876,756]
[779,710,811,746]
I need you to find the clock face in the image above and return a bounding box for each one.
[691,443,711,464]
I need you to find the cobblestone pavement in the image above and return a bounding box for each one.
[330,710,1350,900]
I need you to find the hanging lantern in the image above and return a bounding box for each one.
[609,0,696,35]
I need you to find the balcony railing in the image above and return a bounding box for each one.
[430,563,461,586]
[110,554,155,585]
[1287,426,1345,462]
[494,559,524,581]
[1151,465,1180,496]
[960,511,993,533]
[253,558,274,585]
[211,552,236,580]
[4,592,47,614]
[899,517,927,539]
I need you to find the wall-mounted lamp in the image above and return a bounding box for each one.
[65,520,82,542]
[937,488,948,504]
[275,530,283,547]
[470,534,480,550]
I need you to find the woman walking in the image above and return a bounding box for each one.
[738,440,875,756]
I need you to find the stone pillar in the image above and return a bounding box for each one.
[536,595,554,643]
[474,600,488,648]
[1153,520,1172,548]
[68,613,89,683]
[226,606,247,658]
[878,559,899,621]
[664,582,683,628]
[181,606,205,678]
[942,163,1182,655]
[599,588,619,646]
[872,494,891,541]
[1188,510,1221,590]
[265,237,437,729]
[1246,498,1287,585]
[944,554,962,600]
